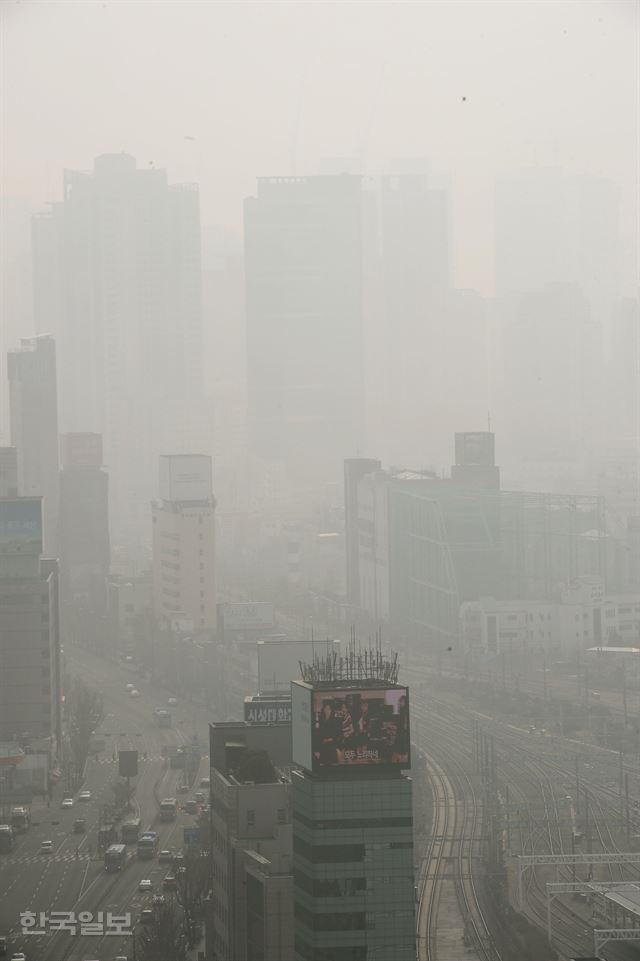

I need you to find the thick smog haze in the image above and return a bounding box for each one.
[2,0,638,294]
[0,5,639,961]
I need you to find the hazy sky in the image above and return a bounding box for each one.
[1,0,638,292]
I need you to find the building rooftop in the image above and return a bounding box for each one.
[604,885,640,919]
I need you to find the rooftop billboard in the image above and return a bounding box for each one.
[159,454,212,503]
[0,498,43,555]
[455,432,495,467]
[219,601,275,632]
[292,682,410,772]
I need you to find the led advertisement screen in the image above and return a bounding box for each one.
[311,687,410,770]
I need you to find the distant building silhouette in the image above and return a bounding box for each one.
[495,167,619,323]
[32,153,205,553]
[244,176,365,481]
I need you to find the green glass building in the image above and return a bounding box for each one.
[292,670,415,961]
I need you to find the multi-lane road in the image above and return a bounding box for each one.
[0,644,214,961]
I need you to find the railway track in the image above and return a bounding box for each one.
[414,708,498,961]
[415,689,640,960]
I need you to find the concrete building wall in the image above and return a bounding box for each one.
[0,573,57,741]
[152,499,216,631]
[209,759,292,961]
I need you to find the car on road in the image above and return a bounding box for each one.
[73,818,86,833]
[115,956,129,961]
[199,777,210,789]
[193,791,205,803]
[11,954,26,961]
[140,909,154,924]
[184,800,198,814]
[40,840,53,853]
[138,878,153,891]
[126,683,134,692]
[158,849,173,862]
[167,697,177,706]
[61,797,74,808]
[130,689,140,698]
[0,936,6,956]
[78,790,92,802]
[162,875,177,890]
[177,783,189,794]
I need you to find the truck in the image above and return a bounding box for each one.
[0,824,15,853]
[159,797,177,822]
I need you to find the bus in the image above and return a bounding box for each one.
[104,843,128,872]
[0,824,16,853]
[98,822,118,849]
[154,709,172,728]
[10,807,30,834]
[159,797,177,822]
[121,818,141,843]
[137,832,159,860]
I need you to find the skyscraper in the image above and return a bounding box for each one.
[152,454,216,632]
[377,167,451,465]
[291,653,415,961]
[32,153,205,549]
[244,176,365,481]
[7,334,59,554]
[58,433,110,646]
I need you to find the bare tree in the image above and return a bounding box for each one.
[175,846,211,947]
[135,898,186,961]
[66,677,104,782]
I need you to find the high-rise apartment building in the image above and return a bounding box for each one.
[291,654,415,961]
[7,335,59,555]
[58,433,110,645]
[373,167,452,465]
[152,454,216,632]
[0,498,61,751]
[499,283,600,463]
[244,176,365,480]
[32,153,205,549]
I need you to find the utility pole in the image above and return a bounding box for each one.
[575,756,580,817]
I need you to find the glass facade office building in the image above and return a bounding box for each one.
[292,678,415,961]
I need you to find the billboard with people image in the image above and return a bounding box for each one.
[311,686,410,770]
